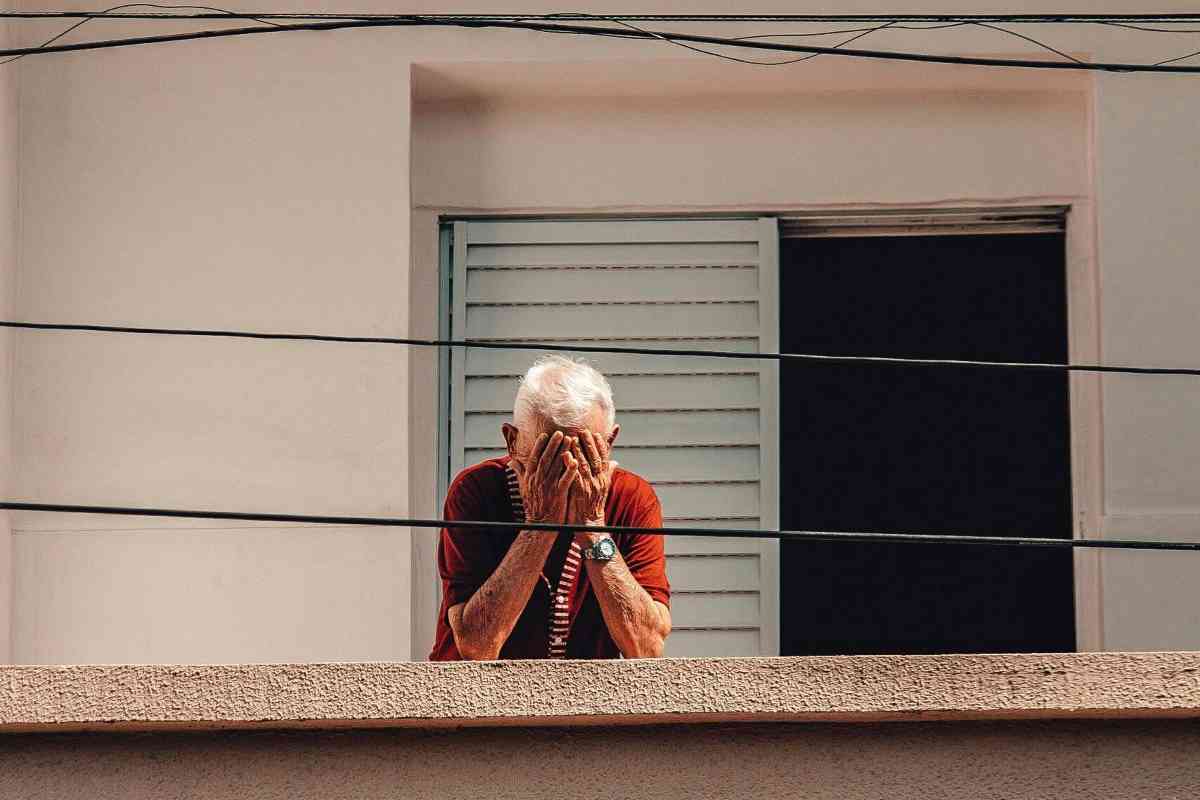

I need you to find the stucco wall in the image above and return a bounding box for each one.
[9,13,416,664]
[411,84,1089,210]
[0,10,18,664]
[1093,76,1200,650]
[5,653,1200,730]
[5,720,1200,800]
[4,2,1200,662]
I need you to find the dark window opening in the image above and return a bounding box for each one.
[779,233,1075,655]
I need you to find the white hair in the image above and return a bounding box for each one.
[513,355,615,433]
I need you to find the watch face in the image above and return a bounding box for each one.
[596,538,617,559]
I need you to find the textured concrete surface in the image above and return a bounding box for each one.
[2,652,1199,733]
[2,719,1199,800]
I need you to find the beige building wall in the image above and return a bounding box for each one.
[1094,78,1200,650]
[8,9,416,663]
[0,11,18,664]
[2,2,1199,662]
[5,719,1200,800]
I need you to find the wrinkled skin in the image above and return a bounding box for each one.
[502,409,620,525]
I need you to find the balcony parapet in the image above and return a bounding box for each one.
[3,651,1199,733]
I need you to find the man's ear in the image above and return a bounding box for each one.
[606,424,620,449]
[501,423,519,456]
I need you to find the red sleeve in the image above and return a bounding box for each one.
[620,485,671,609]
[437,469,499,617]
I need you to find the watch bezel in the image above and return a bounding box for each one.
[591,537,617,560]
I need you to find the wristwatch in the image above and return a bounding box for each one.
[581,536,617,561]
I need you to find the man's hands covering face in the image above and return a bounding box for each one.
[567,430,615,525]
[510,431,579,524]
[511,429,615,526]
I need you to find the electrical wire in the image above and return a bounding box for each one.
[3,319,1200,378]
[1094,21,1200,34]
[1155,47,1200,66]
[967,21,1084,65]
[601,18,902,67]
[2,501,1197,552]
[1,14,1200,74]
[0,3,282,65]
[7,13,1200,23]
[729,22,972,41]
[8,9,1198,71]
[558,14,1087,69]
[691,19,1200,73]
[731,20,1200,64]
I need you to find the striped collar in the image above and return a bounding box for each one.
[504,463,526,523]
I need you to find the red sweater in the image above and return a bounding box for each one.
[430,456,670,660]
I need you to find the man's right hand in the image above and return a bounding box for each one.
[510,430,580,524]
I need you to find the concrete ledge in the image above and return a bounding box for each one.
[2,652,1199,733]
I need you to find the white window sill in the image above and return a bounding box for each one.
[2,652,1198,734]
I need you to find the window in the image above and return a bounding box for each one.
[778,228,1073,655]
[440,209,1073,657]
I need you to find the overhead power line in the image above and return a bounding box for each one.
[4,319,1200,378]
[3,501,1196,552]
[1,13,1200,73]
[0,3,285,64]
[7,12,1200,23]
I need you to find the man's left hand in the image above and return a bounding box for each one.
[567,430,615,527]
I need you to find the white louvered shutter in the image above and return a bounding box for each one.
[447,218,780,656]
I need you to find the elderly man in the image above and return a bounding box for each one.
[430,356,671,660]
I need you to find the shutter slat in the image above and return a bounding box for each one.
[467,264,757,304]
[668,554,759,591]
[466,219,759,245]
[618,447,758,483]
[664,628,761,657]
[466,242,757,267]
[465,302,759,339]
[655,483,758,518]
[664,529,762,555]
[670,593,761,627]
